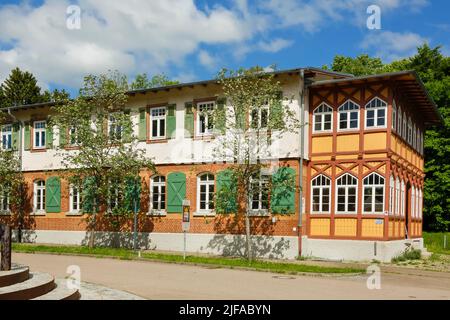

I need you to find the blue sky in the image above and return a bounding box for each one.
[0,0,449,97]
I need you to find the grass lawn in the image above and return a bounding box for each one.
[12,243,364,275]
[423,232,450,255]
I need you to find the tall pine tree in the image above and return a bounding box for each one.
[1,67,42,107]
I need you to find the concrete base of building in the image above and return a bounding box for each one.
[301,237,424,262]
[12,229,300,260]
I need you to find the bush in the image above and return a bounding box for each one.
[392,249,421,263]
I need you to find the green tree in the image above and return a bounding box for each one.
[130,73,179,90]
[51,71,156,247]
[327,45,450,231]
[1,67,42,107]
[323,54,385,76]
[213,67,300,260]
[41,88,71,103]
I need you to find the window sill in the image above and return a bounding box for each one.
[0,211,11,216]
[193,211,215,217]
[146,138,168,144]
[193,134,214,141]
[30,148,47,153]
[32,211,46,216]
[147,210,167,216]
[248,210,270,217]
[64,146,80,151]
[66,211,83,216]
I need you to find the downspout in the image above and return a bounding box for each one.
[298,70,306,257]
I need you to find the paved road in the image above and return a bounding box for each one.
[13,253,450,300]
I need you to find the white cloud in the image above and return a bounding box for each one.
[258,38,293,53]
[0,0,254,88]
[198,50,217,70]
[360,31,428,61]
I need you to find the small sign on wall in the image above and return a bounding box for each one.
[375,219,383,225]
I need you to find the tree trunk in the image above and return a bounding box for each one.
[88,213,96,248]
[0,224,12,271]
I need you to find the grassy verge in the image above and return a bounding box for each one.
[12,243,363,275]
[423,232,450,255]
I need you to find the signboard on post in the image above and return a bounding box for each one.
[182,200,190,260]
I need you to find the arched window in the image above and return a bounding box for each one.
[395,178,400,216]
[198,173,215,212]
[150,175,166,213]
[0,183,10,213]
[365,97,387,128]
[69,184,81,213]
[397,107,403,134]
[415,186,420,219]
[336,173,357,213]
[311,174,331,213]
[392,100,397,131]
[412,123,417,150]
[411,186,416,218]
[363,173,385,213]
[249,172,269,212]
[401,180,406,217]
[338,100,359,130]
[34,180,46,213]
[407,117,413,145]
[389,176,395,216]
[419,189,423,219]
[313,103,333,133]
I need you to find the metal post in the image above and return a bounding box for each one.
[183,231,186,261]
[1,224,12,271]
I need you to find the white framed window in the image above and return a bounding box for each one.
[249,173,269,213]
[363,173,385,214]
[338,100,359,131]
[311,174,331,213]
[418,189,423,219]
[407,118,413,145]
[397,107,403,136]
[412,123,417,150]
[197,173,215,213]
[150,175,166,214]
[400,180,405,217]
[313,103,333,133]
[69,185,81,213]
[395,177,400,216]
[33,180,45,213]
[150,107,166,140]
[402,112,407,139]
[0,184,10,213]
[108,179,123,212]
[108,114,122,141]
[336,173,357,213]
[416,127,420,153]
[1,125,12,150]
[392,100,397,131]
[69,126,80,146]
[197,101,215,136]
[389,175,395,216]
[33,120,46,149]
[411,186,416,218]
[365,97,387,128]
[250,105,269,129]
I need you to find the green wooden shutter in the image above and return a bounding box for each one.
[82,176,96,213]
[24,122,31,150]
[123,110,132,143]
[216,98,226,135]
[46,176,61,213]
[12,123,20,151]
[167,104,177,139]
[124,176,141,212]
[216,169,237,214]
[138,108,147,141]
[270,167,296,214]
[59,125,67,148]
[269,91,284,130]
[167,172,186,213]
[46,123,53,149]
[184,102,194,138]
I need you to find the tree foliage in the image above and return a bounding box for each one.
[213,66,300,260]
[0,67,42,107]
[51,71,156,247]
[327,45,450,231]
[130,73,179,90]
